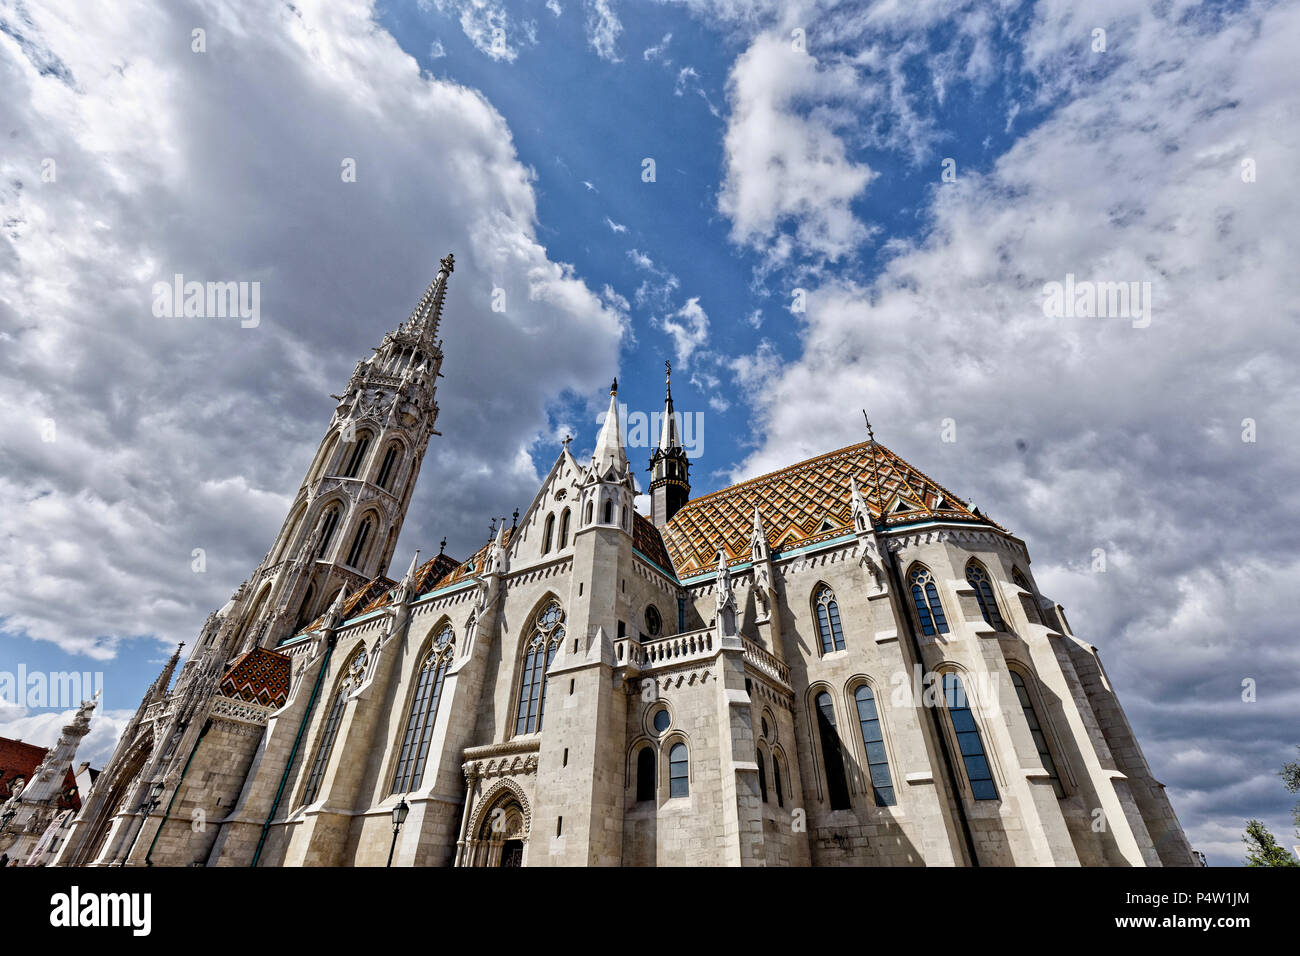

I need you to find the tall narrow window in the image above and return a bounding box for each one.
[942,673,997,800]
[1012,567,1041,625]
[303,649,366,805]
[342,432,372,478]
[853,685,896,806]
[756,750,769,803]
[908,566,949,636]
[346,517,372,568]
[391,625,454,794]
[815,692,852,810]
[813,585,846,653]
[542,514,555,554]
[584,501,594,525]
[966,562,1006,631]
[773,755,785,808]
[1009,671,1065,798]
[558,508,571,549]
[514,601,565,735]
[317,507,341,558]
[603,499,613,524]
[668,743,689,797]
[376,443,401,491]
[636,746,655,802]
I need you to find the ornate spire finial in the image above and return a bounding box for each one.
[862,409,885,531]
[404,251,456,342]
[512,508,519,531]
[439,536,447,556]
[611,376,618,395]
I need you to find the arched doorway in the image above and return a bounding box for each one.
[467,787,529,867]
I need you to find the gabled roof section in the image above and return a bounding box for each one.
[434,528,515,589]
[357,551,462,615]
[660,439,997,576]
[218,647,291,708]
[633,512,675,575]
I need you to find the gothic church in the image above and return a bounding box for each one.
[53,256,1195,866]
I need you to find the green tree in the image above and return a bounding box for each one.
[1242,819,1299,867]
[1282,746,1300,833]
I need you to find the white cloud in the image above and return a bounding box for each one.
[724,0,1300,864]
[585,0,621,62]
[430,0,532,62]
[429,39,447,59]
[0,0,623,657]
[719,33,876,265]
[654,297,710,368]
[604,216,627,233]
[643,32,672,62]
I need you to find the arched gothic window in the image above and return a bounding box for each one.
[813,585,846,653]
[584,501,594,525]
[668,742,689,797]
[317,506,341,558]
[635,746,655,802]
[772,754,785,808]
[1009,671,1065,798]
[542,514,555,554]
[303,647,367,805]
[908,565,949,636]
[966,561,1006,631]
[756,750,768,803]
[391,625,455,794]
[346,517,373,568]
[853,685,896,806]
[815,692,852,810]
[376,442,401,492]
[1012,567,1041,625]
[514,601,565,735]
[558,508,571,548]
[342,431,372,479]
[942,673,997,800]
[603,499,613,524]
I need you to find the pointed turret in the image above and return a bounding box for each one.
[750,504,768,562]
[394,550,421,606]
[649,361,691,527]
[590,378,627,476]
[150,643,184,702]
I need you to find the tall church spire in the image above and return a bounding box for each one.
[403,253,454,346]
[649,361,691,528]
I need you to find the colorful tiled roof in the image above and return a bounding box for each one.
[633,512,674,574]
[660,440,994,576]
[299,575,397,634]
[218,647,292,708]
[357,551,463,615]
[435,528,513,589]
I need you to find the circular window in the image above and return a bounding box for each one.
[645,605,662,636]
[652,708,671,733]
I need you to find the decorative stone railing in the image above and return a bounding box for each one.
[619,627,715,671]
[741,638,790,686]
[209,695,274,727]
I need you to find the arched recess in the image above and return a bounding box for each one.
[308,431,341,483]
[233,582,273,649]
[466,778,532,867]
[1005,661,1070,796]
[844,675,897,806]
[299,644,368,807]
[805,682,852,810]
[84,730,154,865]
[344,508,383,570]
[272,502,308,564]
[934,664,1001,802]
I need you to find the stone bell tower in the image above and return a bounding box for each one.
[648,361,690,528]
[220,254,456,655]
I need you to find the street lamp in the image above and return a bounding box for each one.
[387,799,410,867]
[119,781,165,867]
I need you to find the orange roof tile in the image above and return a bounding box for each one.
[218,647,292,708]
[660,439,994,576]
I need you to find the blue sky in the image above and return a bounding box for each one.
[1,0,1297,866]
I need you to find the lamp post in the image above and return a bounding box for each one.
[119,781,165,867]
[387,799,409,867]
